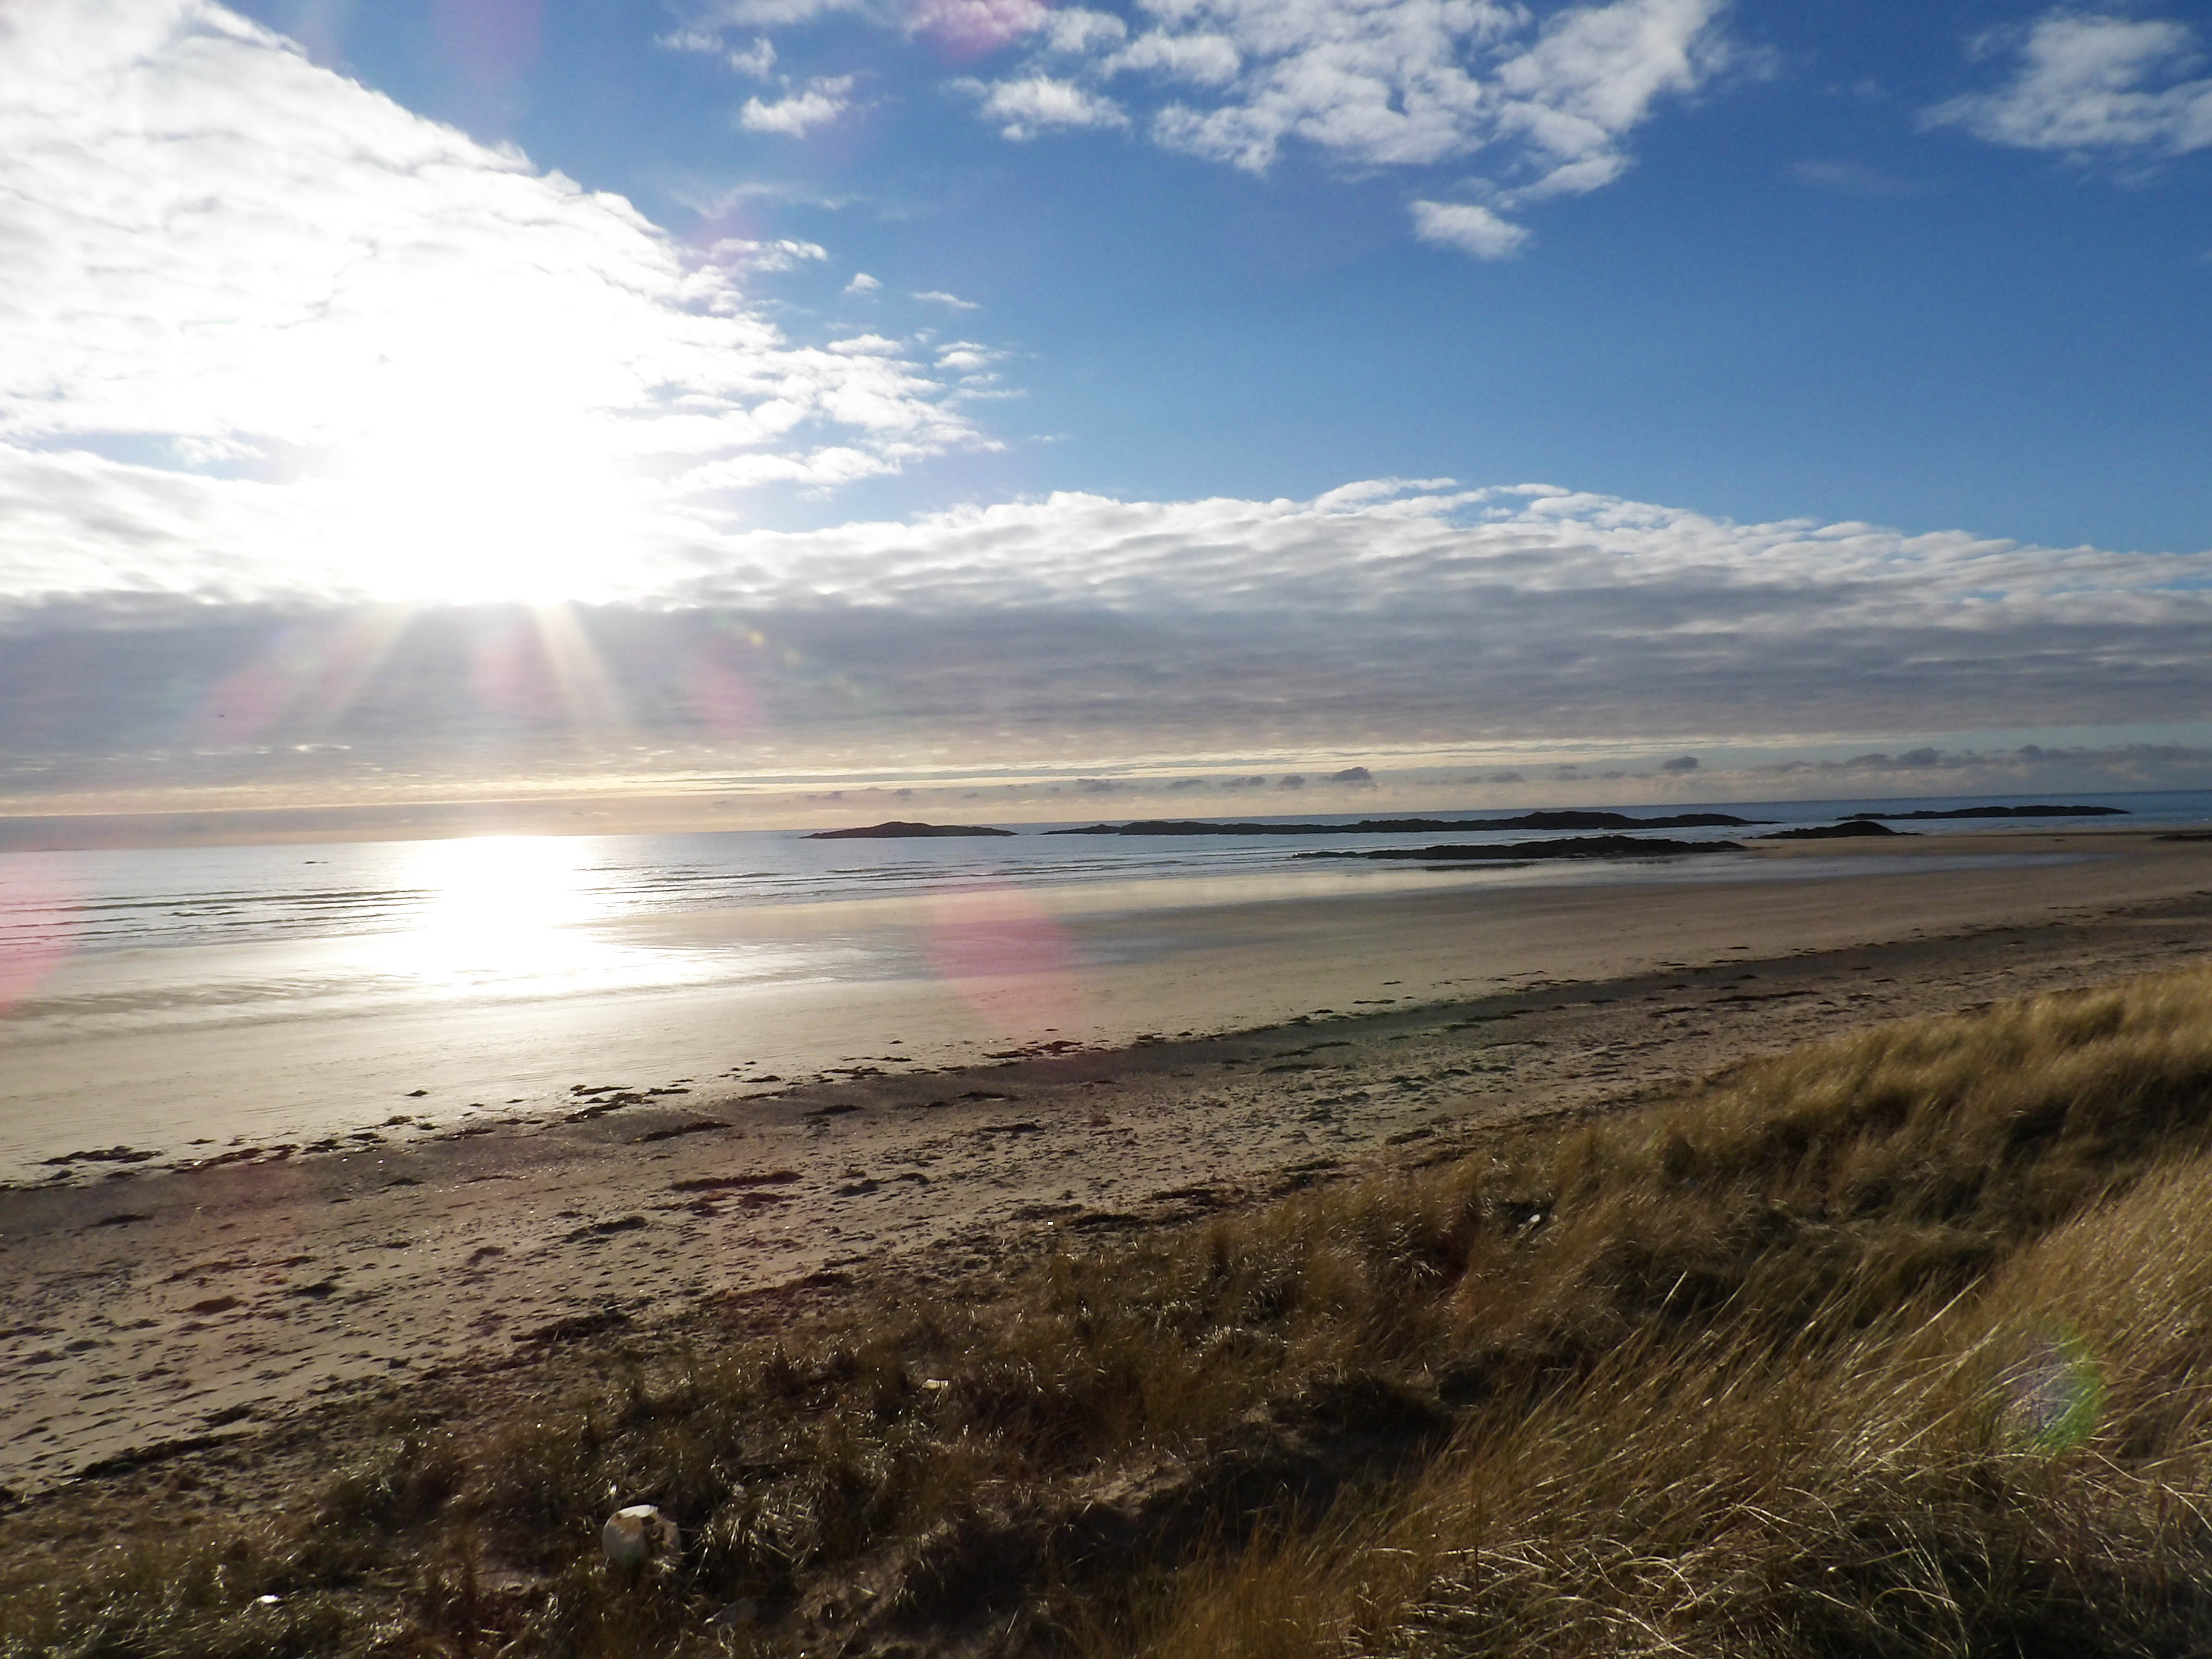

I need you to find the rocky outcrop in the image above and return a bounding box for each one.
[1049,812,1763,837]
[1310,835,1743,862]
[804,822,1016,840]
[1846,805,2125,821]
[1759,821,1905,841]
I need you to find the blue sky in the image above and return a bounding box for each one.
[224,0,2212,552]
[1,0,2210,820]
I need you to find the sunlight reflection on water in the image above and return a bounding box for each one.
[362,833,604,982]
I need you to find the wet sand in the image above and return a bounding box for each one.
[4,830,2212,1497]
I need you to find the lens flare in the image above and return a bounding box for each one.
[0,853,77,1016]
[2006,1326,2104,1452]
[195,610,410,745]
[924,881,1089,1043]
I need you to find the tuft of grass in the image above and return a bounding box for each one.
[11,965,2212,1657]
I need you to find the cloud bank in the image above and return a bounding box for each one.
[8,480,2211,792]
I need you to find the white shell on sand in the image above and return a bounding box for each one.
[601,1504,681,1564]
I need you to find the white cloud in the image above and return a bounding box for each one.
[1110,31,1242,87]
[936,341,1003,372]
[738,76,854,134]
[706,236,830,270]
[845,271,884,293]
[725,35,778,78]
[914,289,983,310]
[669,0,1731,232]
[907,0,1050,52]
[1042,8,1129,56]
[0,0,989,604]
[1410,199,1531,258]
[1925,12,2212,157]
[967,74,1130,139]
[1046,0,1725,191]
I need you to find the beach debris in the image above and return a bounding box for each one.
[38,1145,158,1167]
[602,1504,681,1566]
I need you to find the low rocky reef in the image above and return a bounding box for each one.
[804,821,1016,840]
[1847,804,2125,821]
[1302,834,1744,863]
[1758,821,1907,841]
[1051,811,1766,837]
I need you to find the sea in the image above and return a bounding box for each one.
[2,788,2208,1173]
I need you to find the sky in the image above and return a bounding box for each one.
[1,0,2210,829]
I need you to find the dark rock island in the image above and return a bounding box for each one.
[1760,821,1907,841]
[1305,834,1745,863]
[1846,805,2125,821]
[1050,811,1764,837]
[804,821,1016,840]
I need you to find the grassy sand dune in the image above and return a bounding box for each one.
[12,965,2212,1657]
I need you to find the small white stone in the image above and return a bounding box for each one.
[601,1503,681,1565]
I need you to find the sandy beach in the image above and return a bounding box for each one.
[4,828,2212,1504]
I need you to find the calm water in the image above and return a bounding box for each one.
[9,789,2209,966]
[0,789,2204,1168]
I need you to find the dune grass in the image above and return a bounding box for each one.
[11,965,2212,1656]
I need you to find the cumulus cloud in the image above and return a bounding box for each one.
[908,0,1051,53]
[845,271,884,293]
[964,73,1129,138]
[1411,199,1532,258]
[1924,12,2212,157]
[707,236,830,270]
[1003,0,1726,203]
[677,0,1731,226]
[1110,30,1241,87]
[726,36,779,77]
[0,0,989,605]
[661,26,777,77]
[739,77,855,133]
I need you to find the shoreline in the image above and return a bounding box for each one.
[2,829,2200,1178]
[5,835,2212,1499]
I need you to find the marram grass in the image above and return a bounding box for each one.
[12,966,2212,1657]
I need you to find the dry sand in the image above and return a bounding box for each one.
[4,830,2212,1503]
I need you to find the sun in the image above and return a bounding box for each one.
[282,254,679,607]
[324,397,657,606]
